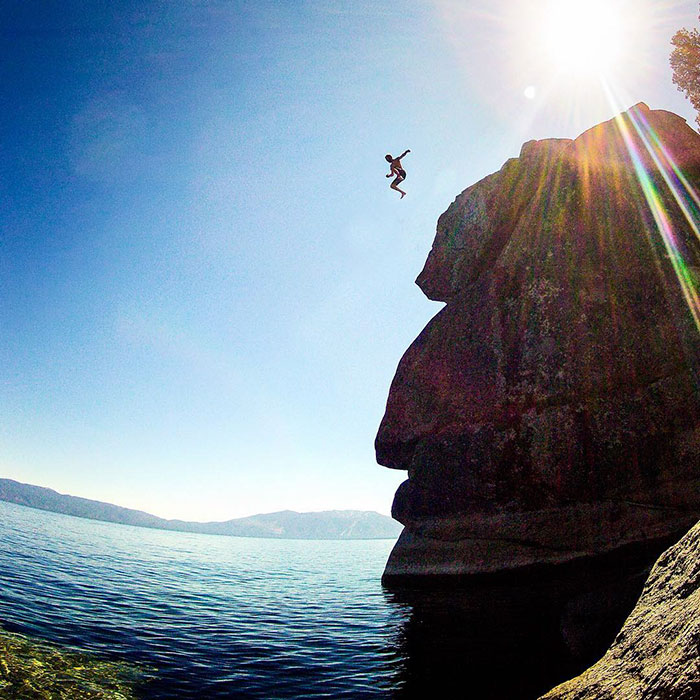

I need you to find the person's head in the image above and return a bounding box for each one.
[385,154,393,162]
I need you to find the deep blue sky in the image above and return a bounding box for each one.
[2,0,698,520]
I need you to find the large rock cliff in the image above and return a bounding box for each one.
[378,103,700,580]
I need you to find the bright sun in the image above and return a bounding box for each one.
[542,0,625,76]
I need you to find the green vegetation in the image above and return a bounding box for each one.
[671,12,700,125]
[0,627,142,699]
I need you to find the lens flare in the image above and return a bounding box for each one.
[602,81,700,333]
[542,0,625,75]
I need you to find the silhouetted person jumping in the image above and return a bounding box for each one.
[385,149,410,198]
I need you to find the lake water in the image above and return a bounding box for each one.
[0,499,650,698]
[0,500,407,698]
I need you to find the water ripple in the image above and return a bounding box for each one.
[0,501,409,698]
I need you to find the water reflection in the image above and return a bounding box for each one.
[383,542,671,699]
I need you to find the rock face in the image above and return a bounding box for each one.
[541,519,700,699]
[378,103,700,579]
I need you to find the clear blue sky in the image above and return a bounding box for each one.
[2,0,698,520]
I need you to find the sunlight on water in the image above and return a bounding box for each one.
[0,501,654,698]
[0,501,408,699]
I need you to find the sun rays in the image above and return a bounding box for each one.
[540,0,626,77]
[537,0,700,337]
[433,0,659,137]
[603,87,700,334]
[432,0,700,337]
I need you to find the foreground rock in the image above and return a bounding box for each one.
[378,103,700,580]
[541,519,700,699]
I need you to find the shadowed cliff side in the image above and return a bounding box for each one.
[385,538,676,699]
[377,103,700,580]
[540,519,700,699]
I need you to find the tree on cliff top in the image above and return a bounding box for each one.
[671,15,700,126]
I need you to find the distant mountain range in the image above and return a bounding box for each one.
[0,478,402,540]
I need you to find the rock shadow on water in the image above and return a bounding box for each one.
[382,538,680,699]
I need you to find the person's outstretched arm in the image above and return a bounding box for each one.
[399,149,411,159]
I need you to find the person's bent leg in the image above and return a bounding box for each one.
[390,177,407,198]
